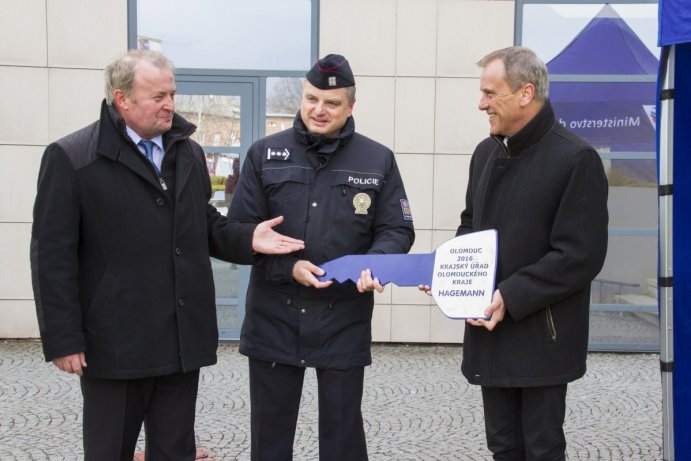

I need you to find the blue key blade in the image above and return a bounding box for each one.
[318,253,435,287]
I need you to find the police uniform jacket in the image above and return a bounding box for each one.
[31,100,255,379]
[229,114,415,369]
[458,100,608,388]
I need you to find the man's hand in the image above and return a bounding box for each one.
[357,269,384,293]
[292,260,333,289]
[52,352,87,377]
[467,289,506,331]
[252,216,305,254]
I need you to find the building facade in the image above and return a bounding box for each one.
[1,0,587,344]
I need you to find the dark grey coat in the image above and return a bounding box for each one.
[31,101,255,379]
[458,101,609,387]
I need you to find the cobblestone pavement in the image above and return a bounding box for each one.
[0,340,662,460]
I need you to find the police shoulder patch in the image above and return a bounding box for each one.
[400,199,413,221]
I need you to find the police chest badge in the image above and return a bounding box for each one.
[353,192,371,215]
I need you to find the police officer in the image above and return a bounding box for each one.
[228,54,415,461]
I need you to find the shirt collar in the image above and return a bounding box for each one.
[125,126,164,152]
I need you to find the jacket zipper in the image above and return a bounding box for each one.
[546,306,557,341]
[492,135,511,157]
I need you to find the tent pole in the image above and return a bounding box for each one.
[658,44,675,461]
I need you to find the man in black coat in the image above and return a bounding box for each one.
[30,49,304,461]
[423,47,608,460]
[228,54,415,461]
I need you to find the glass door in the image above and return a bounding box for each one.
[175,78,257,340]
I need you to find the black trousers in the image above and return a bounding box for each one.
[248,358,368,461]
[80,370,199,461]
[481,384,568,461]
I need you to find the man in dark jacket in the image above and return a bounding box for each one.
[30,50,304,461]
[227,54,415,461]
[424,47,608,459]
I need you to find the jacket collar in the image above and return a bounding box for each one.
[95,99,197,161]
[95,100,200,193]
[292,111,355,155]
[492,99,555,157]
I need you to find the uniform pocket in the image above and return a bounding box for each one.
[261,166,311,215]
[330,170,383,217]
[262,165,311,187]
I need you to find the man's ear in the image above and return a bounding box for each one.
[519,83,536,107]
[348,100,355,117]
[113,89,129,111]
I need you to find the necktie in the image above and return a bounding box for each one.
[138,140,159,174]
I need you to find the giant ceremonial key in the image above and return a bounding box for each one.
[318,229,497,319]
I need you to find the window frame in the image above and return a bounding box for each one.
[515,0,660,352]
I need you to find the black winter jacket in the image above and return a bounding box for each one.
[228,115,415,369]
[458,101,609,387]
[31,101,255,379]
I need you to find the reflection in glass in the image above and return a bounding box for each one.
[207,154,241,333]
[521,3,658,63]
[604,159,656,188]
[205,153,241,216]
[549,81,656,159]
[212,258,241,332]
[589,311,658,350]
[594,235,657,305]
[266,77,304,135]
[136,0,312,70]
[520,1,660,351]
[521,2,658,189]
[589,234,658,349]
[176,94,241,147]
[607,184,657,229]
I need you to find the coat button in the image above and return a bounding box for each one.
[178,298,184,307]
[300,359,305,365]
[175,248,182,256]
[311,202,317,207]
[301,308,306,314]
[286,299,292,305]
[156,198,165,206]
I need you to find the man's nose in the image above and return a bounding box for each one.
[163,94,175,109]
[478,95,489,111]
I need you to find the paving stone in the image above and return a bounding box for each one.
[0,340,662,460]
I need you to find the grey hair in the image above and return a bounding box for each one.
[104,50,174,104]
[345,86,357,104]
[477,46,549,102]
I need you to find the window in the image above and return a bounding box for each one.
[265,77,304,135]
[135,0,312,71]
[130,0,317,340]
[516,0,659,351]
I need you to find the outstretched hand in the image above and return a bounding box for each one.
[252,216,305,254]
